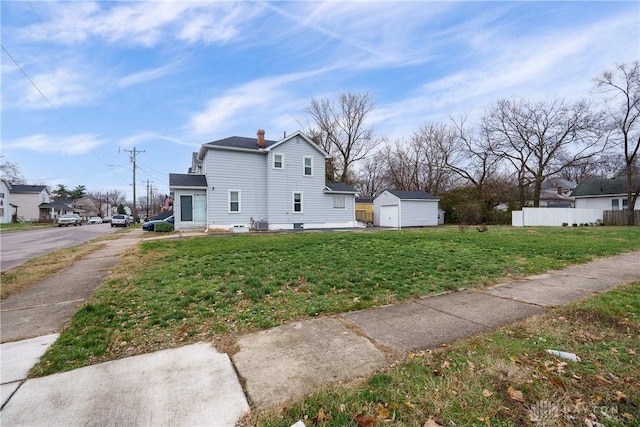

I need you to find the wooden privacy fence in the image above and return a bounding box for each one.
[355,210,373,224]
[603,210,640,225]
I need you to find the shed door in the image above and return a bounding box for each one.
[380,205,399,228]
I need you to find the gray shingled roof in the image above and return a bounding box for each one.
[572,176,639,197]
[325,182,357,193]
[541,177,577,190]
[203,136,278,150]
[169,174,208,187]
[388,189,438,200]
[9,184,48,193]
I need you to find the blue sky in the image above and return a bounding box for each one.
[1,1,638,201]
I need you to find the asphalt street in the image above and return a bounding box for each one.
[0,223,118,271]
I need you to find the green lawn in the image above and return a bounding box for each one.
[0,222,54,232]
[32,227,640,377]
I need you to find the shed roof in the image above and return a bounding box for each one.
[387,189,438,200]
[572,176,639,197]
[169,174,208,187]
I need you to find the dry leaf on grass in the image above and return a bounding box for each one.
[507,386,525,402]
[482,389,494,397]
[355,414,376,427]
[423,416,443,427]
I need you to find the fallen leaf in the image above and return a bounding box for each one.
[610,347,619,353]
[339,404,346,412]
[482,389,493,397]
[441,360,450,369]
[549,376,566,391]
[507,386,525,402]
[621,412,636,421]
[408,353,416,359]
[423,416,443,427]
[467,360,476,370]
[375,404,390,420]
[356,414,376,427]
[627,348,636,355]
[312,407,327,425]
[614,391,627,402]
[404,400,415,409]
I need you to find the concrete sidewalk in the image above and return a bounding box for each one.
[1,234,638,425]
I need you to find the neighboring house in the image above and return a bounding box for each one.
[373,189,440,228]
[572,175,640,211]
[355,196,374,225]
[9,184,52,222]
[169,130,357,231]
[1,179,12,223]
[73,197,99,218]
[39,200,75,221]
[537,177,576,208]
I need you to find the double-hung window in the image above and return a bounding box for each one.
[293,192,303,213]
[273,153,283,169]
[303,156,313,176]
[229,190,240,213]
[332,195,346,209]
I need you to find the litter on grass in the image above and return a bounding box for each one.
[546,349,580,361]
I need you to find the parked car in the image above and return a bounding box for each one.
[102,216,112,223]
[111,214,131,227]
[57,214,82,227]
[142,216,174,231]
[88,216,103,224]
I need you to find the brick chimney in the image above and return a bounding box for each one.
[257,129,265,148]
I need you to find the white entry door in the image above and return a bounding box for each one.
[380,205,399,228]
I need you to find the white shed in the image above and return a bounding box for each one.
[373,189,439,228]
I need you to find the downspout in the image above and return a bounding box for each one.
[398,199,402,230]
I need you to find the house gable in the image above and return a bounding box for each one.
[171,131,355,231]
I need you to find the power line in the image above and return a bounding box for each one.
[124,147,145,220]
[1,43,126,185]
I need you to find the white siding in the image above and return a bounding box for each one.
[372,191,398,226]
[575,195,640,211]
[401,200,439,227]
[205,149,267,229]
[173,189,207,230]
[266,135,353,228]
[9,190,50,222]
[0,181,11,223]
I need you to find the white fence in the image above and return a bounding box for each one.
[512,208,603,227]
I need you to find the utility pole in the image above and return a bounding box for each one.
[143,179,154,220]
[124,147,145,222]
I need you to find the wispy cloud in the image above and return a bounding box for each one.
[4,134,103,155]
[186,68,334,139]
[118,132,198,148]
[18,66,103,109]
[18,1,259,47]
[117,59,185,89]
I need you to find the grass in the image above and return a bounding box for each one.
[1,243,105,299]
[0,222,54,232]
[31,226,640,378]
[243,282,640,426]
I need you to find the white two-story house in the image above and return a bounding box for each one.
[169,130,357,231]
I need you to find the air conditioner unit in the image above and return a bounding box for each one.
[255,221,269,231]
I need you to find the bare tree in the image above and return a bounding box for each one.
[485,98,605,207]
[355,152,387,197]
[446,116,514,216]
[0,160,26,184]
[306,92,384,183]
[409,123,457,194]
[594,62,640,224]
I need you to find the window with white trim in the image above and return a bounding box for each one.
[229,190,241,213]
[333,195,346,209]
[273,153,283,169]
[303,156,313,176]
[293,192,303,213]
